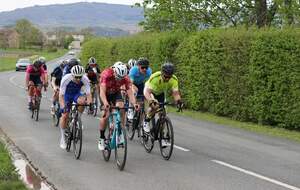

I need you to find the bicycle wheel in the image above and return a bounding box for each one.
[34,98,40,121]
[102,123,111,161]
[93,93,98,117]
[52,104,60,127]
[126,111,137,140]
[159,116,174,160]
[65,122,72,152]
[142,118,155,153]
[115,127,127,171]
[73,118,82,159]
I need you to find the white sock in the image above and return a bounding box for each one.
[60,127,65,141]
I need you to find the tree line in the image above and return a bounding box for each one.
[136,0,300,31]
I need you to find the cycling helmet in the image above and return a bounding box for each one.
[33,60,42,68]
[113,61,124,68]
[128,59,137,68]
[88,57,96,65]
[68,58,80,67]
[137,57,149,67]
[161,62,175,75]
[38,56,46,64]
[113,62,127,79]
[71,65,85,77]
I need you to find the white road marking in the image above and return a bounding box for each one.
[174,145,190,151]
[212,160,300,190]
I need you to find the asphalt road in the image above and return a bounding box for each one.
[0,54,300,190]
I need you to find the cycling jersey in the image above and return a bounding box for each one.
[100,68,131,94]
[60,74,90,96]
[26,65,46,85]
[62,64,72,76]
[51,66,63,86]
[145,71,179,95]
[85,64,100,83]
[129,66,152,85]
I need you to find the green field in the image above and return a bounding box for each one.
[0,142,28,190]
[168,107,300,143]
[0,49,67,72]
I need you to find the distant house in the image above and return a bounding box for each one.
[72,34,84,43]
[0,29,19,48]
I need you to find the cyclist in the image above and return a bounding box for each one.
[59,65,92,149]
[98,62,140,150]
[127,57,152,119]
[143,62,183,133]
[85,57,101,113]
[63,58,80,76]
[25,60,47,109]
[50,60,66,114]
[127,58,136,73]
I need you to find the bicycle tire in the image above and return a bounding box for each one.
[102,123,111,161]
[66,123,72,152]
[159,116,174,160]
[115,127,127,171]
[142,118,155,153]
[73,118,82,159]
[93,92,98,117]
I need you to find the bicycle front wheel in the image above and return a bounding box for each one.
[73,118,82,159]
[102,124,111,162]
[159,117,174,160]
[93,93,98,117]
[142,118,155,153]
[115,127,127,171]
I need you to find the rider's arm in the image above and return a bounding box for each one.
[59,75,70,109]
[171,77,181,102]
[99,84,108,106]
[143,85,154,101]
[25,67,30,87]
[51,77,57,90]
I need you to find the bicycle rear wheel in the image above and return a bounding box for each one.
[126,111,138,140]
[159,117,174,160]
[73,118,82,159]
[115,127,127,171]
[102,124,111,161]
[142,118,155,153]
[93,93,98,117]
[52,104,60,127]
[66,122,72,152]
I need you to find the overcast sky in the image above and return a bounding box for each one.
[0,0,143,12]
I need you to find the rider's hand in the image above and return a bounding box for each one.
[103,102,110,110]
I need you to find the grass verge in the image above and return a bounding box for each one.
[168,107,300,143]
[0,142,28,190]
[0,48,67,72]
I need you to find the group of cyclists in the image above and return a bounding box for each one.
[25,55,183,151]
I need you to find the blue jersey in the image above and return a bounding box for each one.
[63,65,72,76]
[60,74,90,96]
[129,66,152,85]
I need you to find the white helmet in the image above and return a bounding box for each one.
[71,65,85,77]
[128,59,136,68]
[113,63,127,79]
[113,61,124,68]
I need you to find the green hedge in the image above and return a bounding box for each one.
[81,29,300,129]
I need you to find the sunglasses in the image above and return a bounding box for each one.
[141,66,148,70]
[163,74,172,79]
[74,76,82,79]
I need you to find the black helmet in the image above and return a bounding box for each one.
[33,60,42,68]
[161,62,175,75]
[69,58,80,67]
[137,57,149,67]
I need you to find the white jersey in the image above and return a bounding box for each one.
[60,74,90,96]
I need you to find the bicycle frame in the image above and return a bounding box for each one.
[108,108,122,150]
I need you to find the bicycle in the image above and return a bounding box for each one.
[142,102,183,160]
[65,103,91,159]
[126,95,145,143]
[88,82,98,117]
[52,100,61,127]
[30,85,42,121]
[102,106,131,171]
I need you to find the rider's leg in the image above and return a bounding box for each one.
[59,95,71,149]
[28,81,35,107]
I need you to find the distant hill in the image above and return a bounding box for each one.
[0,2,144,34]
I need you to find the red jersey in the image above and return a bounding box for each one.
[26,65,45,82]
[100,68,131,94]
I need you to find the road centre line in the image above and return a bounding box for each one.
[211,160,300,190]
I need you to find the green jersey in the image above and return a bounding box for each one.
[145,71,179,95]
